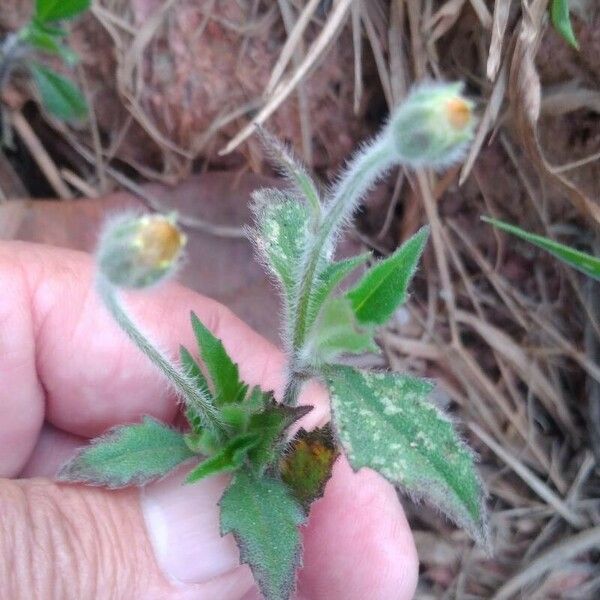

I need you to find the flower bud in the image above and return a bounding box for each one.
[98,213,186,289]
[388,82,475,168]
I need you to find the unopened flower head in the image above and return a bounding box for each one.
[98,213,186,289]
[388,82,475,169]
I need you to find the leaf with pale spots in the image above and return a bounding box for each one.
[251,189,310,305]
[325,365,488,544]
[220,469,305,600]
[58,417,195,488]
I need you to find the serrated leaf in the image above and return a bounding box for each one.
[29,63,87,121]
[347,226,429,325]
[252,189,311,303]
[35,0,90,23]
[220,469,305,600]
[280,426,339,511]
[246,397,311,473]
[326,365,487,544]
[550,0,579,49]
[58,417,195,488]
[305,253,371,330]
[482,216,600,281]
[190,312,247,405]
[308,297,377,363]
[185,433,260,484]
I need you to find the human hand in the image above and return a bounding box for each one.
[0,241,418,599]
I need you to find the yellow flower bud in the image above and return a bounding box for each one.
[389,82,475,168]
[98,213,186,289]
[132,216,186,269]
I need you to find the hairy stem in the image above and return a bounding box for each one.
[97,276,225,436]
[290,133,395,361]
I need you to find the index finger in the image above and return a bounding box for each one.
[0,241,285,476]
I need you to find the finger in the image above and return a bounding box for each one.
[19,424,85,478]
[299,458,419,600]
[0,476,254,600]
[0,241,284,475]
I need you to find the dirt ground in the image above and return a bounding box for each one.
[1,1,600,598]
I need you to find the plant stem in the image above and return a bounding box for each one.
[97,275,225,436]
[290,133,396,357]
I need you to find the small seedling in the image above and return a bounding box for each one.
[0,0,89,121]
[59,83,488,600]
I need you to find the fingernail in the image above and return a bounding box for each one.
[141,467,241,584]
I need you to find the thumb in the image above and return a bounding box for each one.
[0,472,255,599]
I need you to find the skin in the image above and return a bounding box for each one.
[0,241,418,599]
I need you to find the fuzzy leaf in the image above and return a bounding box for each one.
[252,189,310,302]
[309,297,377,363]
[35,0,90,23]
[482,216,600,281]
[29,63,87,121]
[180,346,211,434]
[326,366,487,544]
[190,312,247,405]
[259,129,322,221]
[246,398,311,473]
[550,0,579,49]
[58,417,194,488]
[220,469,305,600]
[280,426,339,511]
[347,226,429,325]
[185,433,260,484]
[305,253,371,330]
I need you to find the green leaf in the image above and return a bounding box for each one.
[305,253,371,330]
[280,426,339,511]
[246,397,311,473]
[20,23,77,65]
[220,469,305,600]
[190,312,247,405]
[550,0,579,49]
[308,297,377,364]
[326,366,488,544]
[482,217,600,281]
[252,189,311,303]
[346,226,429,325]
[29,63,87,121]
[30,22,68,37]
[180,346,212,434]
[185,433,260,484]
[35,0,90,23]
[58,417,195,488]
